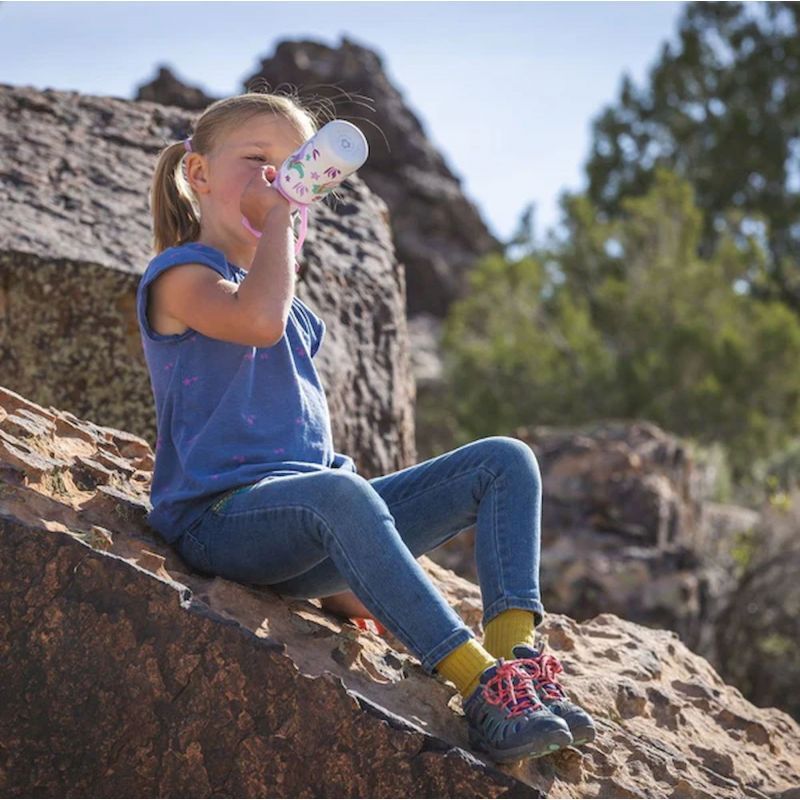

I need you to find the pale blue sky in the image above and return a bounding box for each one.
[0,1,686,244]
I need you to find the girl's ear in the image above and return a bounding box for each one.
[186,154,212,195]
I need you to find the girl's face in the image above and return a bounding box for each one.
[188,113,305,260]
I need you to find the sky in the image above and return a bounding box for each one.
[0,0,687,245]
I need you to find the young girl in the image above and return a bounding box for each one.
[137,91,595,764]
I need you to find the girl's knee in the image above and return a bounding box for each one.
[318,469,383,508]
[479,435,542,481]
[320,468,370,490]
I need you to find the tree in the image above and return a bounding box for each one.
[445,168,800,486]
[583,2,800,311]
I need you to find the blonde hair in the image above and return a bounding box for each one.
[149,89,319,256]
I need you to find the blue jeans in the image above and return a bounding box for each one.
[174,435,545,675]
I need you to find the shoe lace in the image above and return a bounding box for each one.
[517,652,567,701]
[481,659,543,717]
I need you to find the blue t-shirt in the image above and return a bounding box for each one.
[137,241,357,544]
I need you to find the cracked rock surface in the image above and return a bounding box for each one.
[1,384,799,798]
[0,81,415,478]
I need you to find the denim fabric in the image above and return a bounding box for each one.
[174,435,546,675]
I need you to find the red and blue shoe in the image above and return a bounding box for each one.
[462,657,573,763]
[511,642,597,746]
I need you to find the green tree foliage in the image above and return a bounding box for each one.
[442,169,800,486]
[584,1,800,311]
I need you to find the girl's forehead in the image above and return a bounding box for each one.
[239,114,298,139]
[220,129,301,155]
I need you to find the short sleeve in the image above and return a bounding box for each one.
[137,244,230,343]
[294,297,326,357]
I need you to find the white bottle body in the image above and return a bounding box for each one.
[276,120,369,206]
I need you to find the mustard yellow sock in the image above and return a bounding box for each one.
[482,608,538,661]
[434,637,497,699]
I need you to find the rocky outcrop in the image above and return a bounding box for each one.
[136,66,215,110]
[135,39,504,318]
[0,82,415,477]
[430,421,760,662]
[2,386,799,798]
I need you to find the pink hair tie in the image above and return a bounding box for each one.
[183,137,192,152]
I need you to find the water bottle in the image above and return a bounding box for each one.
[241,119,369,258]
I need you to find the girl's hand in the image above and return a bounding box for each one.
[240,164,292,232]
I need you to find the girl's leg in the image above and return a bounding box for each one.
[276,436,546,631]
[318,589,375,621]
[177,469,475,675]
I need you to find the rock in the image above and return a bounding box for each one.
[1,386,799,797]
[429,421,760,661]
[136,65,215,110]
[525,420,702,548]
[405,312,463,459]
[244,37,504,318]
[0,82,415,477]
[406,312,446,386]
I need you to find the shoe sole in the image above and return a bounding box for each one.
[468,725,573,764]
[570,724,597,746]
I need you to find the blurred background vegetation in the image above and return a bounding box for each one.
[421,0,800,513]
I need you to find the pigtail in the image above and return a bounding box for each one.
[149,141,201,255]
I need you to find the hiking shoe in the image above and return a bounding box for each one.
[462,657,573,763]
[511,642,597,746]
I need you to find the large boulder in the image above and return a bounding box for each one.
[0,82,415,477]
[1,386,799,797]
